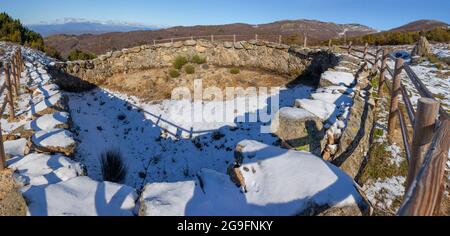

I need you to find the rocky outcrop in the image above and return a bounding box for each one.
[412,36,431,58]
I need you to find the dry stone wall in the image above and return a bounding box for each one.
[50,39,338,87]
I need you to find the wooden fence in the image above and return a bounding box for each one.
[151,34,309,47]
[342,43,450,216]
[0,48,24,171]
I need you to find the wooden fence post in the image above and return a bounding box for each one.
[406,98,440,189]
[233,34,236,44]
[348,41,353,54]
[153,40,156,46]
[328,39,332,48]
[4,63,15,120]
[10,59,18,96]
[388,57,404,137]
[399,119,450,216]
[255,34,258,42]
[378,49,388,99]
[363,42,368,61]
[374,48,380,69]
[279,35,282,44]
[0,122,6,171]
[303,34,307,48]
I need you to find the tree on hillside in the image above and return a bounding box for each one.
[67,49,96,61]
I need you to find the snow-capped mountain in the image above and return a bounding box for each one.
[27,18,165,36]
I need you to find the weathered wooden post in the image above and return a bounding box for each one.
[303,34,307,48]
[374,47,380,69]
[378,49,388,99]
[363,42,368,61]
[279,35,282,44]
[388,57,404,137]
[10,58,18,96]
[406,98,440,189]
[0,122,6,171]
[153,40,156,46]
[255,34,258,42]
[4,63,15,120]
[348,41,353,54]
[328,39,332,48]
[233,34,236,44]
[399,119,450,216]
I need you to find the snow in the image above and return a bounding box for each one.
[27,112,69,131]
[32,129,75,149]
[142,141,367,216]
[311,92,353,107]
[23,176,138,216]
[4,138,28,157]
[321,71,356,87]
[7,153,83,187]
[386,143,403,167]
[28,92,64,117]
[363,176,406,211]
[295,99,337,121]
[277,107,316,120]
[67,85,314,189]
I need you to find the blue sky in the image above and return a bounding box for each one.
[1,0,449,30]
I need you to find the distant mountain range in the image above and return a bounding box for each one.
[388,19,449,32]
[44,19,377,58]
[27,18,164,37]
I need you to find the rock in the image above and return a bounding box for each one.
[31,129,76,156]
[184,40,197,46]
[271,107,325,155]
[227,165,246,192]
[223,42,233,48]
[294,99,337,121]
[28,93,68,118]
[233,140,372,216]
[412,36,431,58]
[28,112,70,131]
[234,42,244,49]
[319,71,355,88]
[332,91,374,178]
[23,176,138,216]
[173,41,183,48]
[4,138,28,158]
[112,51,123,58]
[8,153,84,187]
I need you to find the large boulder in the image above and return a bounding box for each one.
[412,36,431,58]
[319,71,355,88]
[271,107,325,155]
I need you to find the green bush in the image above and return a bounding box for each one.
[169,68,180,78]
[173,56,188,69]
[184,64,195,74]
[191,54,206,64]
[229,67,240,74]
[67,49,96,61]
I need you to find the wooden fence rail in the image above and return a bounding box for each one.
[0,48,24,171]
[341,42,450,216]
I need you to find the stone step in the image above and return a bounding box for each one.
[7,153,83,188]
[23,176,138,216]
[31,128,76,156]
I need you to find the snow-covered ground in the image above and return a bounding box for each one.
[68,85,314,189]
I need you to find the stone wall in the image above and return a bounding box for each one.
[49,39,337,87]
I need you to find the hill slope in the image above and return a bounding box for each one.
[389,20,449,32]
[44,19,376,58]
